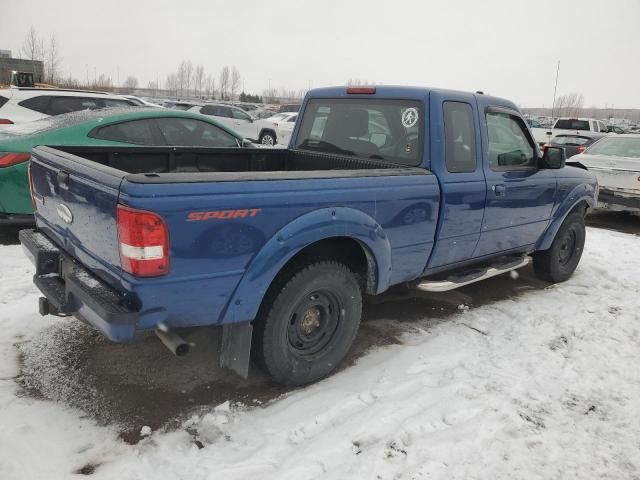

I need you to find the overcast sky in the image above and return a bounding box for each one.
[2,0,639,108]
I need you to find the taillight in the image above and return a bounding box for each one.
[116,205,169,277]
[0,119,13,125]
[346,87,376,94]
[28,161,36,209]
[576,146,587,154]
[0,152,30,168]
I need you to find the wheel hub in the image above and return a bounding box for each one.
[300,307,321,335]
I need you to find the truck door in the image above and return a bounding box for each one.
[474,106,556,257]
[426,93,486,268]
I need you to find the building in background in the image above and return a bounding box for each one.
[0,50,45,85]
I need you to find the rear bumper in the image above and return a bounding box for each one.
[597,188,640,212]
[19,228,138,341]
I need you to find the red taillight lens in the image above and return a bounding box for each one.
[576,146,587,154]
[346,87,376,94]
[0,152,30,168]
[116,205,169,277]
[0,119,14,125]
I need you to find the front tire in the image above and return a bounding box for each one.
[252,261,362,386]
[259,130,276,145]
[533,211,586,282]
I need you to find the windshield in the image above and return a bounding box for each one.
[295,98,424,166]
[554,119,590,131]
[587,137,640,158]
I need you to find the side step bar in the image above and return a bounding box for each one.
[416,256,531,293]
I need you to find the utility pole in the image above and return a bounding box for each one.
[551,60,560,120]
[85,64,89,86]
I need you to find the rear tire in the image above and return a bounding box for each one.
[259,130,276,145]
[252,261,362,386]
[533,211,586,282]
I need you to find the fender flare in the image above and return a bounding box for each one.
[536,184,596,251]
[220,207,391,324]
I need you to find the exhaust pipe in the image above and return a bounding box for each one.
[155,328,189,356]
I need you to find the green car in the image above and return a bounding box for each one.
[0,107,249,224]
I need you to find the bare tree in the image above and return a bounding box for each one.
[45,34,61,84]
[231,66,241,101]
[93,73,112,90]
[262,87,278,103]
[219,66,230,101]
[166,72,179,96]
[184,60,193,96]
[195,65,205,99]
[123,76,138,90]
[21,27,45,79]
[205,74,216,100]
[554,92,584,117]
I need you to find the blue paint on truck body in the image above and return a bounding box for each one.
[26,86,597,342]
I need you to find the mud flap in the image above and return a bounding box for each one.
[219,322,253,378]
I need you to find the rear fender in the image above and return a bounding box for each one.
[220,207,391,324]
[536,184,596,251]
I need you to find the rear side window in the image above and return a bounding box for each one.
[201,105,231,117]
[443,102,476,173]
[231,108,251,121]
[156,117,238,147]
[91,119,160,145]
[554,119,590,131]
[486,111,536,170]
[0,96,8,109]
[18,95,51,113]
[296,98,424,166]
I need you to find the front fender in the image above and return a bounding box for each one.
[221,207,391,324]
[536,183,596,251]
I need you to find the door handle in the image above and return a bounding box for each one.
[492,184,506,196]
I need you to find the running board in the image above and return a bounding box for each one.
[416,256,531,293]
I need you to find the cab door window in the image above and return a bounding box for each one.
[486,112,536,170]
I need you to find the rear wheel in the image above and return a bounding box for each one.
[259,130,276,145]
[252,261,362,386]
[533,211,586,282]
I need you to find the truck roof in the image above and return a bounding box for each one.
[306,85,519,111]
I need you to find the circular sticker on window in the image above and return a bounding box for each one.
[402,108,419,128]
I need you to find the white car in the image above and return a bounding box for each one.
[530,117,609,146]
[255,112,298,145]
[189,104,298,145]
[574,134,640,213]
[188,103,259,141]
[0,88,138,124]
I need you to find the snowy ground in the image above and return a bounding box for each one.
[1,225,639,479]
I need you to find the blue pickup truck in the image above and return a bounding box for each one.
[20,86,598,386]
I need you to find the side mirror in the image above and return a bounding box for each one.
[540,146,566,169]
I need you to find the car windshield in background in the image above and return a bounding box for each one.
[555,119,590,130]
[295,98,424,166]
[552,135,591,146]
[587,137,640,158]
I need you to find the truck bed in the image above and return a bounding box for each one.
[48,145,411,180]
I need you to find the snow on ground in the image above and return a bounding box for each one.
[1,227,639,479]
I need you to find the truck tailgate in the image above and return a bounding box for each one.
[30,146,126,291]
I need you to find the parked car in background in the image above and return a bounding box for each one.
[606,125,626,134]
[254,112,298,145]
[232,103,260,111]
[278,103,301,113]
[530,117,609,146]
[0,88,138,124]
[575,135,640,213]
[0,107,249,225]
[543,134,599,159]
[163,100,201,110]
[188,103,258,140]
[250,109,280,120]
[121,95,164,108]
[527,118,543,128]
